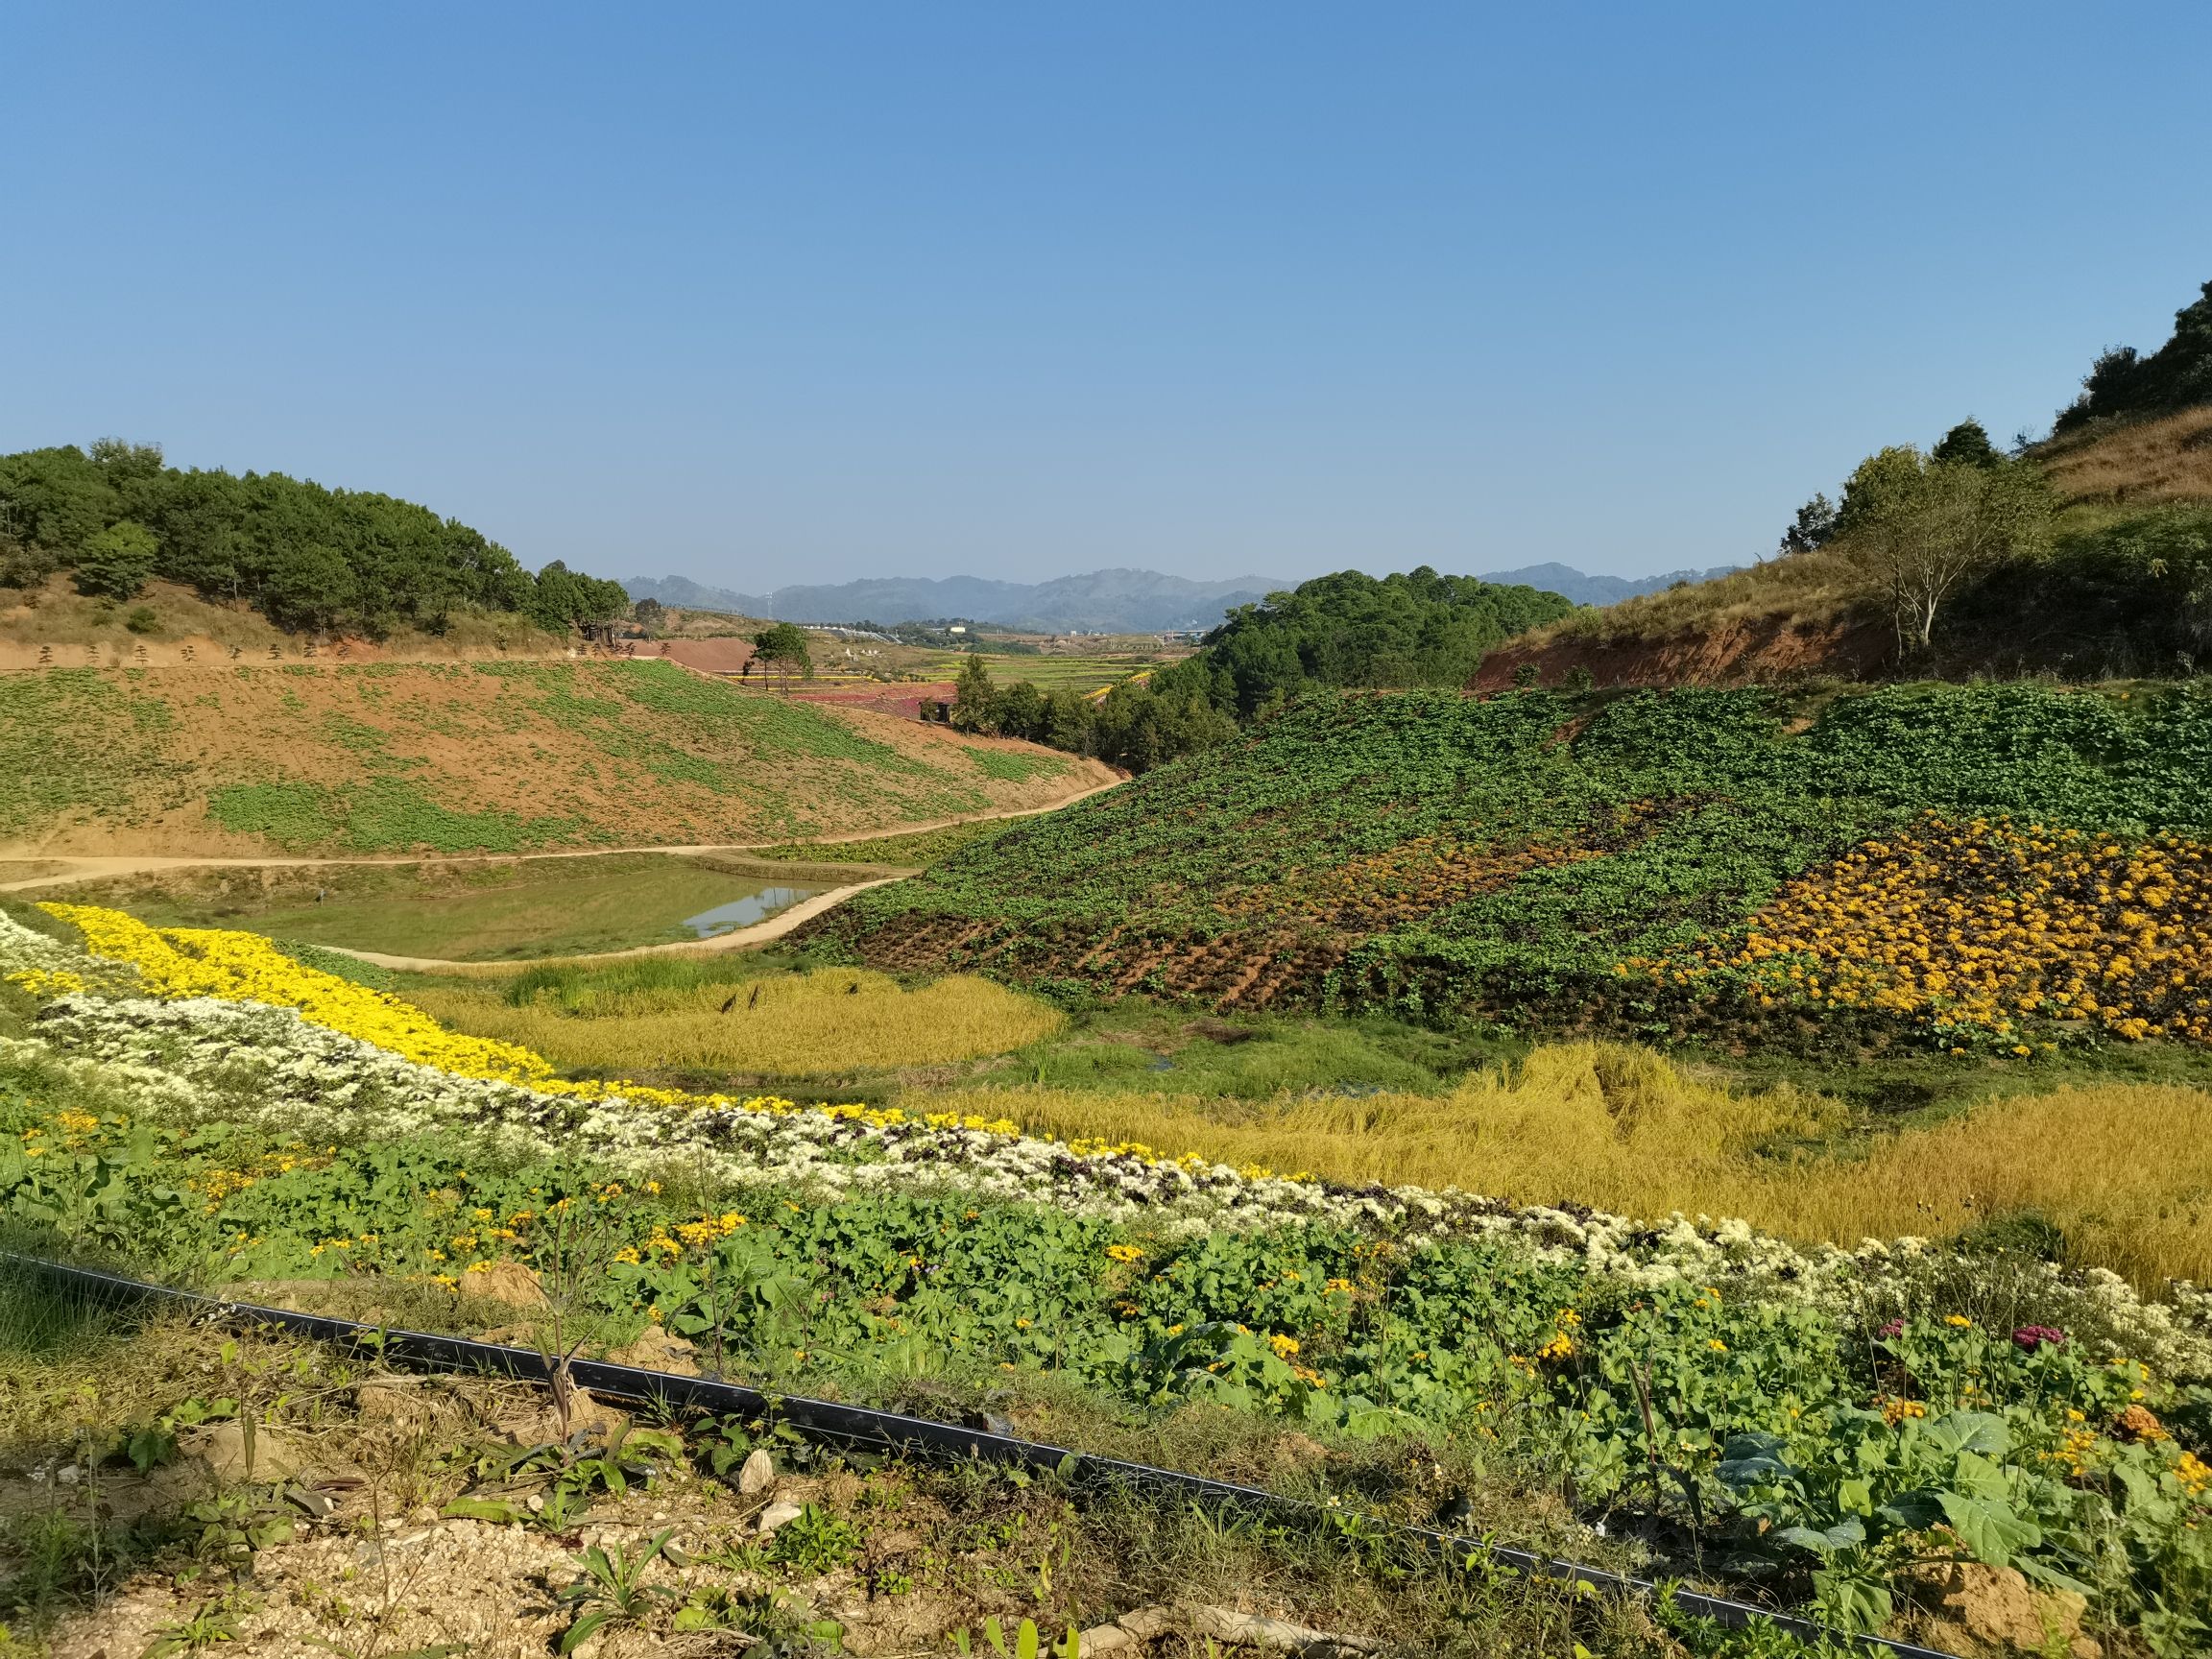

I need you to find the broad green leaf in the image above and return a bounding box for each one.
[1937,1490,2041,1568]
[1776,1516,1865,1557]
[557,1610,610,1656]
[1813,1568,1893,1634]
[1926,1410,2009,1458]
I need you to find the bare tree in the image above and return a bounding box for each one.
[1840,445,2052,655]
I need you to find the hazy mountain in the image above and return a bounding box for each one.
[623,574,773,616]
[624,568,1286,633]
[624,563,1746,633]
[1474,563,1745,606]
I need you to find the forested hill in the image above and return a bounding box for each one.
[0,441,627,637]
[1147,566,1575,716]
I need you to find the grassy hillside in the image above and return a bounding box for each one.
[0,572,583,671]
[1482,402,2212,688]
[0,659,1098,855]
[805,683,2212,1058]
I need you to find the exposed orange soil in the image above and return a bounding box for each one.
[1469,613,1890,692]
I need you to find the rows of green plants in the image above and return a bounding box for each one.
[0,669,185,840]
[5,660,1041,854]
[3,1064,2206,1642]
[814,682,2212,1027]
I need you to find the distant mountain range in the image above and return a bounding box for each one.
[1471,563,1746,606]
[622,569,1287,633]
[623,562,1744,633]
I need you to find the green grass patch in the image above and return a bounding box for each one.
[206,778,583,854]
[961,745,1069,782]
[66,853,824,962]
[751,820,1011,867]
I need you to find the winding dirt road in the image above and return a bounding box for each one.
[0,775,1121,974]
[0,777,1121,896]
[329,876,911,974]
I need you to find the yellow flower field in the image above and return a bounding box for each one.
[36,903,1023,1137]
[1623,815,2212,1049]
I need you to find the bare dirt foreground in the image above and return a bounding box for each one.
[12,1308,1434,1659]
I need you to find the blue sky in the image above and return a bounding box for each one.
[5,4,2208,588]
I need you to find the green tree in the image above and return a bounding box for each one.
[1839,446,2054,653]
[259,541,359,631]
[73,518,158,599]
[1043,687,1094,753]
[0,445,118,553]
[990,679,1048,740]
[632,597,667,635]
[3,437,627,637]
[950,652,996,731]
[1147,566,1573,719]
[1931,419,2003,469]
[2054,277,2212,432]
[752,621,812,690]
[1779,493,1839,556]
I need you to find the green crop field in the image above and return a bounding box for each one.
[916,652,1157,692]
[809,681,2212,1056]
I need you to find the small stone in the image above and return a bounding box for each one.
[56,1465,80,1487]
[736,1449,775,1496]
[755,1501,805,1537]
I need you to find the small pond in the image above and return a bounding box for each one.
[680,885,821,938]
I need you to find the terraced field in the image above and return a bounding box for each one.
[0,660,1104,856]
[805,682,2212,1056]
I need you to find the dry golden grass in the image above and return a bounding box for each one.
[415,967,1064,1076]
[2039,405,2212,511]
[1539,545,1878,644]
[1527,409,2212,654]
[920,1043,2212,1289]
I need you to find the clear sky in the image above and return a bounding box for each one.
[5,3,2209,589]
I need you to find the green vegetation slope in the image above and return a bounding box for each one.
[807,682,2212,1052]
[946,565,1574,770]
[0,659,1093,855]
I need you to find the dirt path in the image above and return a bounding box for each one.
[0,777,1122,896]
[330,876,909,974]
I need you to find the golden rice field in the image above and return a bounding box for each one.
[413,967,1064,1076]
[922,1043,2212,1290]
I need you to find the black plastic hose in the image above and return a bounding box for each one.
[9,1253,1960,1659]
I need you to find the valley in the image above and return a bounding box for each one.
[8,289,2212,1658]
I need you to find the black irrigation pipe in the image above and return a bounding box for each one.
[12,1254,1960,1659]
